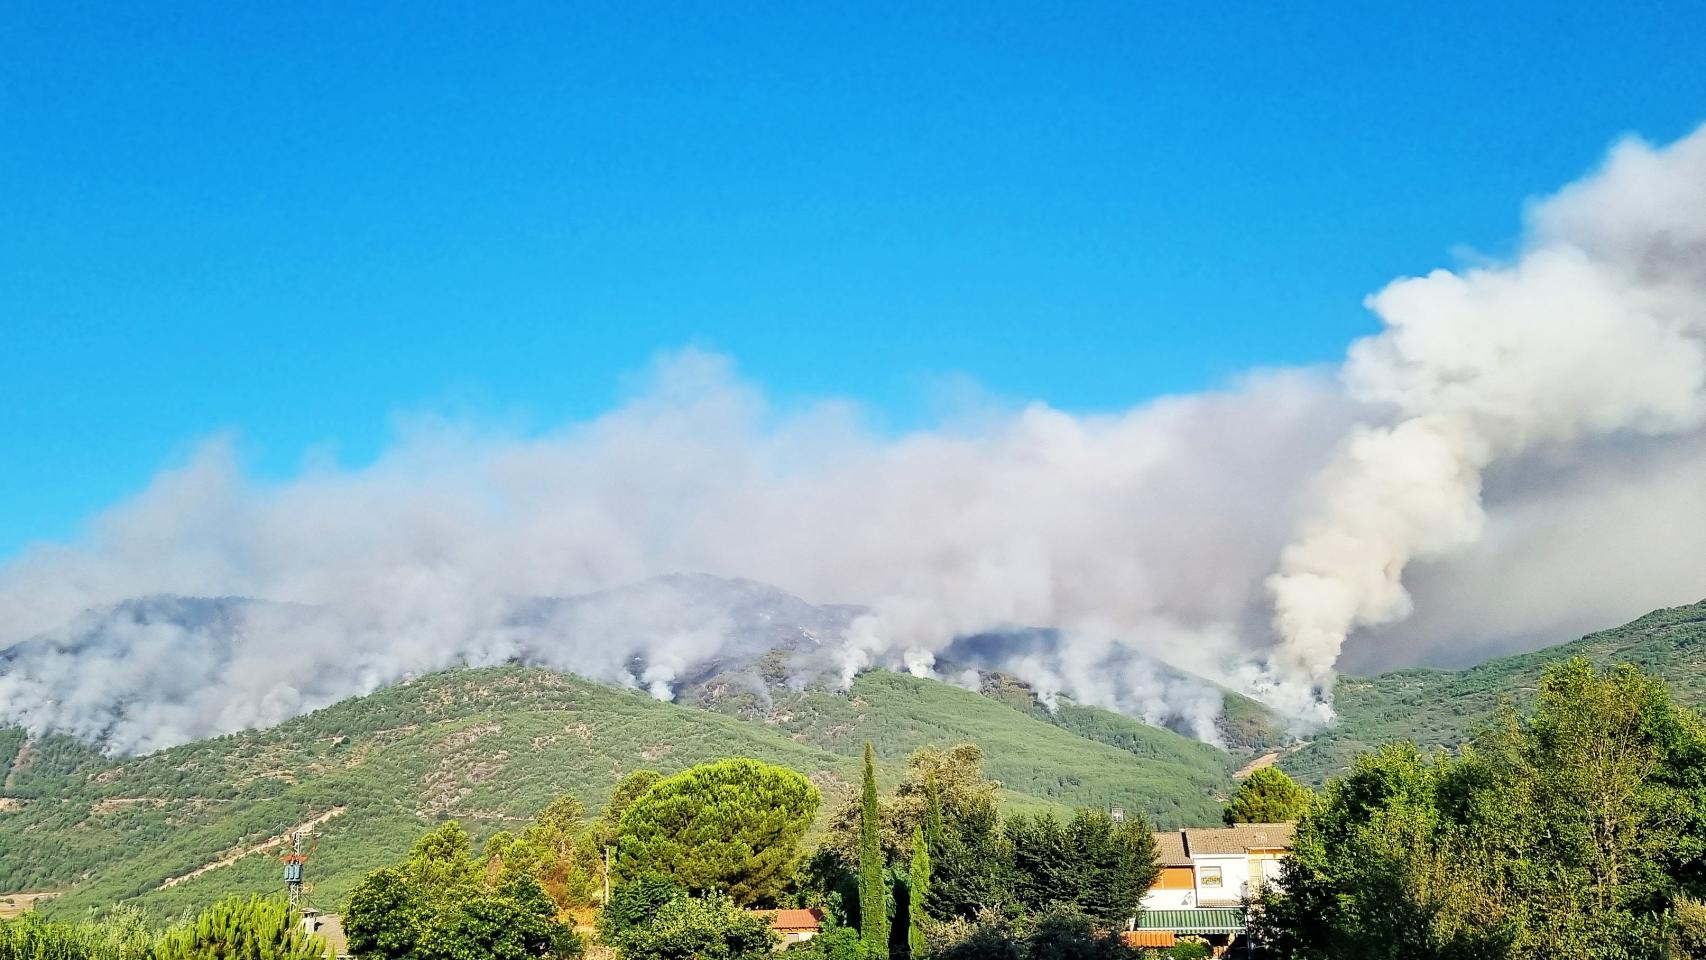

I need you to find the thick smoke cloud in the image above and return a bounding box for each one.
[0,362,1347,752]
[1265,124,1706,715]
[2,124,1705,753]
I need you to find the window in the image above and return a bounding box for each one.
[1198,866,1222,888]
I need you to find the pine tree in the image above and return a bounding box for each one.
[908,825,931,959]
[860,742,890,959]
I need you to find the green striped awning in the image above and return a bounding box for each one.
[1135,908,1245,934]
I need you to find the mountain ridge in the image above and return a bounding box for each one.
[7,585,1706,919]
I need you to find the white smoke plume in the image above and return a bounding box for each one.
[0,362,1347,753]
[3,123,1706,753]
[1265,125,1706,712]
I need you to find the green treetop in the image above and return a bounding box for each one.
[1222,766,1311,825]
[614,758,819,906]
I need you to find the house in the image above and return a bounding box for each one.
[1130,823,1295,953]
[754,907,824,947]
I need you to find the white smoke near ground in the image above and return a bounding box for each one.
[0,362,1348,753]
[1263,125,1706,716]
[1,123,1705,753]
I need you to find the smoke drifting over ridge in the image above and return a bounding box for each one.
[3,124,1706,753]
[1265,124,1706,714]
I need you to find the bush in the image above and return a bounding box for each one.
[0,910,153,960]
[615,892,775,960]
[1164,936,1211,959]
[1022,908,1138,960]
[783,925,870,960]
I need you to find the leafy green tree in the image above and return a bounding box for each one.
[1675,897,1706,959]
[928,912,1020,960]
[425,877,580,960]
[594,772,664,904]
[1004,813,1071,916]
[153,895,325,960]
[346,821,583,960]
[1255,659,1706,960]
[908,826,931,959]
[859,744,890,960]
[600,874,686,952]
[346,867,431,959]
[1066,809,1158,928]
[1023,907,1139,960]
[598,770,664,846]
[1164,938,1212,960]
[406,820,483,895]
[824,745,1012,922]
[904,747,1009,921]
[1005,810,1156,927]
[1223,767,1311,825]
[487,794,601,910]
[616,893,775,960]
[615,759,820,905]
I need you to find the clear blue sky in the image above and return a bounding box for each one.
[3,1,1703,559]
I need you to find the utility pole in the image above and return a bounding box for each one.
[282,830,316,910]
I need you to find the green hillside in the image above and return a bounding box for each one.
[16,597,1702,918]
[690,670,1235,823]
[0,666,1234,918]
[1281,597,1706,784]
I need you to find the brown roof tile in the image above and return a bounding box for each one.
[1152,830,1191,866]
[757,908,823,931]
[1182,822,1295,855]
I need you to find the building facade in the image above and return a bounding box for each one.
[1131,823,1294,951]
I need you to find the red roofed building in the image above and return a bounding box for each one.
[753,908,825,947]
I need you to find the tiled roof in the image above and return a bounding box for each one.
[1153,830,1191,866]
[1124,930,1178,948]
[1151,823,1296,859]
[761,908,824,931]
[1183,822,1295,855]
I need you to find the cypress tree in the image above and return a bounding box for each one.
[908,825,931,959]
[924,772,945,856]
[859,742,890,959]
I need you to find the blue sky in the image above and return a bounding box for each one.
[3,1,1703,559]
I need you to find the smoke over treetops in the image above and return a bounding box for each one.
[4,124,1706,754]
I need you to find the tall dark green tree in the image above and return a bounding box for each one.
[1005,809,1158,927]
[1067,809,1159,928]
[908,825,931,959]
[860,742,890,959]
[1005,812,1072,915]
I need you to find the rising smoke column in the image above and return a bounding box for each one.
[1265,126,1706,712]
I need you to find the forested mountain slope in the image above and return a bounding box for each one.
[0,666,1234,918]
[1280,598,1706,784]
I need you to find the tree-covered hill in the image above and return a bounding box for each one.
[1280,598,1706,784]
[0,665,1235,918]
